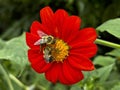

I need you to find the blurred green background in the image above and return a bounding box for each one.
[0,0,120,90]
[1,0,120,40]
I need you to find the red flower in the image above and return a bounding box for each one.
[26,6,97,85]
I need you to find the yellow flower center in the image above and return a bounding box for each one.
[46,39,70,63]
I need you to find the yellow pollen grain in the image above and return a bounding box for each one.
[48,39,69,62]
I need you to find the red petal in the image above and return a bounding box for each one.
[45,63,61,83]
[68,28,97,45]
[68,27,97,45]
[58,64,70,84]
[40,6,56,36]
[45,62,80,85]
[26,32,40,49]
[70,42,93,49]
[30,21,50,36]
[31,61,51,73]
[68,53,95,71]
[45,61,82,85]
[54,9,68,37]
[79,27,97,41]
[28,49,43,64]
[62,60,84,84]
[70,42,97,58]
[61,16,81,42]
[28,49,51,73]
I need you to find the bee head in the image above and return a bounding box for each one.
[46,35,55,44]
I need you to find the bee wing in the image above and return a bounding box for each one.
[34,39,41,45]
[34,38,47,45]
[37,30,48,37]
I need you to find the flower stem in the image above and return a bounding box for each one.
[9,74,28,90]
[0,64,14,90]
[95,39,120,49]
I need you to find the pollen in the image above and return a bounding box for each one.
[48,39,70,62]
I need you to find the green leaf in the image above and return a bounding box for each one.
[81,64,114,90]
[0,33,29,67]
[77,64,114,90]
[111,83,120,90]
[103,71,120,89]
[70,85,82,90]
[93,56,116,66]
[106,49,120,57]
[92,64,114,82]
[53,83,68,90]
[0,39,5,49]
[96,18,120,39]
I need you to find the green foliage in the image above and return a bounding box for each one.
[93,64,114,82]
[79,64,114,90]
[0,0,120,90]
[0,33,28,68]
[111,83,120,90]
[70,85,82,90]
[0,64,14,90]
[106,49,120,57]
[97,18,120,39]
[94,56,115,66]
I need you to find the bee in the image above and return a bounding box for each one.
[34,30,55,63]
[43,46,53,63]
[43,54,53,63]
[34,30,55,45]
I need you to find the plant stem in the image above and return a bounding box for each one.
[95,39,120,49]
[9,74,28,90]
[0,64,14,90]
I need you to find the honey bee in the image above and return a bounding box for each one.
[34,30,55,63]
[34,30,55,45]
[43,46,53,63]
